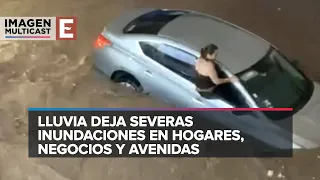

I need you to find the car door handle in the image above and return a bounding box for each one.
[192,98,204,105]
[144,70,153,76]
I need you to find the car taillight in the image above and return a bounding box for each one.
[94,34,112,48]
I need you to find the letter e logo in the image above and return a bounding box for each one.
[56,17,77,40]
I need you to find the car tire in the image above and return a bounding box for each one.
[116,76,143,93]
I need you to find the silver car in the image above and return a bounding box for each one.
[93,8,320,150]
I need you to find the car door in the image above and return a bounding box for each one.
[138,41,197,107]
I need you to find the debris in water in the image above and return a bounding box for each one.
[277,172,285,178]
[170,167,175,173]
[267,170,274,177]
[278,8,282,10]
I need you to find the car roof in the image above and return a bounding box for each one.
[158,13,271,73]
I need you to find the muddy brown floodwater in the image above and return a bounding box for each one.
[0,0,320,179]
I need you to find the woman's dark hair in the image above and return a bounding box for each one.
[200,44,218,60]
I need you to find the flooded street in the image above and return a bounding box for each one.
[0,0,320,179]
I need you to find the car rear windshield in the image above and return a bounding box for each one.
[123,9,188,34]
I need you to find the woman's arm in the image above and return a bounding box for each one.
[208,64,237,85]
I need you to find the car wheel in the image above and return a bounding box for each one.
[117,77,142,93]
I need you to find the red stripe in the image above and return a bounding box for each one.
[168,108,293,111]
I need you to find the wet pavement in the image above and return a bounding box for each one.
[0,0,320,179]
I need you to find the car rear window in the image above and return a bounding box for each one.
[123,9,188,34]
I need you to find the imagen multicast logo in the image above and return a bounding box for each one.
[0,17,77,40]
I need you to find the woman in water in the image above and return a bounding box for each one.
[195,44,238,95]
